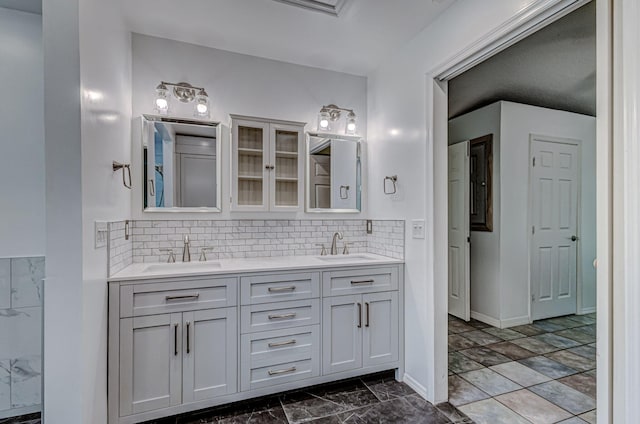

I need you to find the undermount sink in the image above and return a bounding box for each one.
[316,254,376,262]
[143,261,222,273]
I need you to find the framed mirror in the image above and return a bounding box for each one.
[305,133,362,213]
[141,115,221,212]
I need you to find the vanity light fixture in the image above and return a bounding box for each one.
[153,81,210,118]
[317,104,357,135]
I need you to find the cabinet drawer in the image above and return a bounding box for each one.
[120,278,238,317]
[241,325,319,370]
[240,299,320,333]
[245,358,319,391]
[240,272,319,305]
[322,267,399,297]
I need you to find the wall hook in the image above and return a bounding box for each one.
[384,175,398,195]
[113,161,132,189]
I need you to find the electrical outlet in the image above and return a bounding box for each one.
[412,220,425,239]
[95,221,108,249]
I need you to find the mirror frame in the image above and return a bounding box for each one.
[305,132,362,214]
[141,115,222,213]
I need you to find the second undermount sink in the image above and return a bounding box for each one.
[143,261,222,273]
[316,254,377,262]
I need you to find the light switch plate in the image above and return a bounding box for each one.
[95,221,108,249]
[412,219,425,239]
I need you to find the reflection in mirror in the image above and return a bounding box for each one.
[142,115,221,211]
[306,134,361,213]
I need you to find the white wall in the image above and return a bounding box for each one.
[131,33,367,220]
[448,103,502,323]
[0,7,45,258]
[365,0,566,403]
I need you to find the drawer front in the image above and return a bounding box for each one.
[240,299,320,334]
[322,267,399,297]
[120,278,238,317]
[240,272,319,305]
[241,325,319,369]
[245,358,319,391]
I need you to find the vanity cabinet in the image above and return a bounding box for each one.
[230,115,305,212]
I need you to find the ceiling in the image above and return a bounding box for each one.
[0,0,41,14]
[448,1,595,119]
[120,0,454,76]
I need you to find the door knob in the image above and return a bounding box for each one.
[570,235,578,242]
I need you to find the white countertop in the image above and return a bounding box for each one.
[109,253,404,282]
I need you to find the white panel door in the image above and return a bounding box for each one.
[182,308,237,403]
[362,291,399,367]
[322,295,362,375]
[119,313,182,416]
[448,141,470,321]
[530,138,579,320]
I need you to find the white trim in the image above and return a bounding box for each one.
[499,315,531,329]
[402,372,429,400]
[470,311,501,328]
[578,306,596,315]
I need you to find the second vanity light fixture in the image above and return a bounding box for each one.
[317,104,357,135]
[154,81,210,118]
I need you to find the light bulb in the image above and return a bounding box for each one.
[347,122,356,132]
[155,98,168,110]
[197,103,208,114]
[345,111,357,135]
[318,109,331,131]
[154,83,170,115]
[320,119,329,128]
[194,89,210,118]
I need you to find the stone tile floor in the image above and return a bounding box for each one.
[142,371,472,424]
[448,313,597,424]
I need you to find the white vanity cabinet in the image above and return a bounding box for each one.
[108,263,403,424]
[230,115,305,212]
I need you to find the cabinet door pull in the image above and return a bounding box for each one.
[357,303,362,328]
[268,339,297,348]
[350,279,374,285]
[268,313,297,320]
[268,366,297,376]
[268,286,296,293]
[186,321,191,354]
[174,323,178,356]
[365,302,370,327]
[165,293,200,301]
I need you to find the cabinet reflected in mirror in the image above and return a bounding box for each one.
[306,133,361,213]
[142,115,221,212]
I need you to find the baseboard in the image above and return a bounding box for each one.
[500,315,530,328]
[470,311,501,327]
[402,372,429,401]
[577,306,596,315]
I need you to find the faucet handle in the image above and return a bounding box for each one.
[199,247,214,262]
[342,242,351,255]
[315,243,327,256]
[159,248,176,263]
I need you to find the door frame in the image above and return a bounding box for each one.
[425,0,611,419]
[527,134,583,322]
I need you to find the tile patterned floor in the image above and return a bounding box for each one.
[142,371,473,423]
[0,413,40,424]
[448,314,597,424]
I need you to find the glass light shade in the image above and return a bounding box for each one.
[318,110,331,131]
[154,83,170,115]
[194,90,209,118]
[345,112,357,135]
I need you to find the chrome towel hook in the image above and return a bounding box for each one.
[113,161,132,189]
[384,175,397,195]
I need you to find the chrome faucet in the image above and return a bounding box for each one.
[183,235,191,262]
[330,232,343,255]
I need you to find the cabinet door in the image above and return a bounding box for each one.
[362,292,399,367]
[232,119,269,211]
[182,308,238,403]
[119,313,182,416]
[322,295,362,375]
[270,123,302,210]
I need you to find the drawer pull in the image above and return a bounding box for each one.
[268,286,297,293]
[268,339,297,348]
[165,293,200,301]
[268,313,297,320]
[268,366,297,376]
[350,279,374,285]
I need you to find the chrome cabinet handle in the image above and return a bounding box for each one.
[174,323,178,356]
[357,303,362,328]
[268,313,297,320]
[268,286,296,293]
[268,339,297,348]
[365,302,370,327]
[350,279,374,285]
[186,321,191,354]
[268,366,296,376]
[165,293,200,301]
